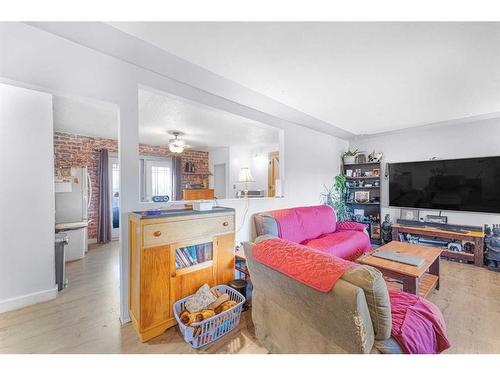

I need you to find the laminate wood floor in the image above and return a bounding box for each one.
[0,241,498,353]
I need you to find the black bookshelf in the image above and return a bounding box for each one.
[343,161,382,244]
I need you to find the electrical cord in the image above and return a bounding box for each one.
[236,197,250,234]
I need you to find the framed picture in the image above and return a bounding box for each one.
[354,208,365,217]
[373,168,380,177]
[400,208,419,221]
[354,191,370,203]
[345,169,353,177]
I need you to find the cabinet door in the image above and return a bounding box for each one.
[140,245,171,330]
[215,233,236,285]
[169,238,217,305]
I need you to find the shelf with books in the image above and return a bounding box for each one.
[343,158,382,244]
[175,241,213,270]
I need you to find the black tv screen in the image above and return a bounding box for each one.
[388,156,500,214]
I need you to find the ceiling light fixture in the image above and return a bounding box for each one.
[168,131,185,154]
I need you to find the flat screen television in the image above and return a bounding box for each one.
[388,156,500,214]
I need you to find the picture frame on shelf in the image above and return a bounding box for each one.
[354,208,365,217]
[345,169,353,177]
[373,168,380,177]
[354,191,370,203]
[400,208,419,221]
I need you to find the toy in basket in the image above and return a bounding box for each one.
[173,284,245,349]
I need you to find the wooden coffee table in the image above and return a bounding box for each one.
[358,241,443,298]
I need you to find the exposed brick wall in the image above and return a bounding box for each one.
[54,132,209,240]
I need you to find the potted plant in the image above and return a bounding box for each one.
[321,174,352,221]
[343,148,359,164]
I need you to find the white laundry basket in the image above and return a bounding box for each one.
[173,285,246,349]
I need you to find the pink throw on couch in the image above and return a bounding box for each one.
[252,237,356,292]
[268,205,337,244]
[389,290,451,354]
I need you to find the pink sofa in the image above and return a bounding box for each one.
[254,205,371,260]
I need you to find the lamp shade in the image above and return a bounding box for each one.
[237,167,255,183]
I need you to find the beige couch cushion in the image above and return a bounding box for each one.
[341,265,392,340]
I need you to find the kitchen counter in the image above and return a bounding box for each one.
[130,206,235,220]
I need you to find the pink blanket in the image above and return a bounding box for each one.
[252,238,356,292]
[389,290,451,354]
[268,206,337,244]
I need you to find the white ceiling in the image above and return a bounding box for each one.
[109,22,500,135]
[53,89,279,149]
[53,95,119,139]
[138,88,279,148]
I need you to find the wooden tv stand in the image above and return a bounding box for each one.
[391,223,484,267]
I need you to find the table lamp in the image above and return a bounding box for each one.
[237,167,255,198]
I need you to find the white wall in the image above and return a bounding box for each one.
[350,118,500,227]
[221,126,347,242]
[0,22,348,322]
[0,83,56,313]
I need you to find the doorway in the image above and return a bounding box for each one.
[268,151,280,197]
[214,163,226,199]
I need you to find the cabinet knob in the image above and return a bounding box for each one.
[153,230,162,237]
[171,272,176,278]
[222,221,229,227]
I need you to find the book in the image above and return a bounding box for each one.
[182,247,196,265]
[188,246,198,264]
[175,252,188,268]
[196,244,205,263]
[177,250,191,267]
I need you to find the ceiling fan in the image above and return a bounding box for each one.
[167,131,189,154]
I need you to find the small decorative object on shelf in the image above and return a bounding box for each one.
[400,208,419,221]
[184,161,195,173]
[355,153,367,164]
[447,242,462,252]
[372,168,380,177]
[368,150,384,162]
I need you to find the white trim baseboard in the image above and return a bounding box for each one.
[0,286,58,314]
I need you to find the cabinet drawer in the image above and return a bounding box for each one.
[143,215,234,247]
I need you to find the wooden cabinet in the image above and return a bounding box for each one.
[129,209,235,342]
[183,189,215,200]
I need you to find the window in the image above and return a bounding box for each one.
[141,157,173,202]
[151,165,171,197]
